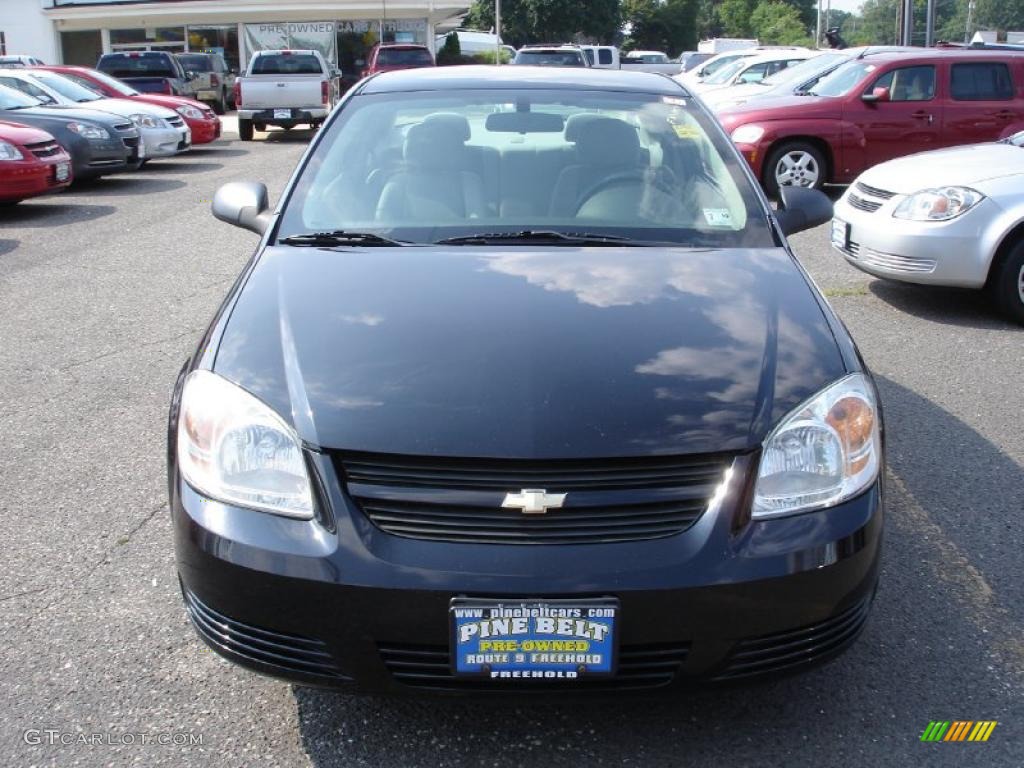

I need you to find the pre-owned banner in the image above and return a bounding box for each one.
[243,22,336,65]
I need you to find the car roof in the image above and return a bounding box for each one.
[858,48,1024,66]
[740,50,819,64]
[359,65,688,95]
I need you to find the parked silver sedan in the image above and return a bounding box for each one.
[832,131,1024,324]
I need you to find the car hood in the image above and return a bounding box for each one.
[131,93,209,113]
[717,94,839,127]
[75,97,178,120]
[213,246,847,458]
[5,104,129,126]
[0,118,54,144]
[857,142,1024,193]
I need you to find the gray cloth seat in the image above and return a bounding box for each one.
[549,117,646,217]
[375,114,485,222]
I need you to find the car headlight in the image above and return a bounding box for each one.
[130,113,168,129]
[66,121,109,140]
[0,139,24,161]
[730,124,765,144]
[752,373,881,519]
[177,370,314,519]
[892,186,984,221]
[176,105,205,120]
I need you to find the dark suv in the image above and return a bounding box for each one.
[97,51,196,98]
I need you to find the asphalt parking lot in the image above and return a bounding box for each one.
[1,122,1021,768]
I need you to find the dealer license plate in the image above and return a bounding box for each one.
[274,108,291,119]
[54,162,70,182]
[451,598,618,680]
[831,218,849,250]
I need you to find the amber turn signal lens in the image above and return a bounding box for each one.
[826,395,874,473]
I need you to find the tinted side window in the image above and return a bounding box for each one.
[598,49,613,65]
[873,65,935,101]
[951,62,1014,101]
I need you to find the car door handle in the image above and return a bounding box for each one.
[995,110,1016,119]
[911,111,933,124]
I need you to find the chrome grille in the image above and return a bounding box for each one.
[336,452,734,545]
[380,642,690,691]
[847,194,882,213]
[24,140,62,159]
[846,241,936,273]
[854,182,896,200]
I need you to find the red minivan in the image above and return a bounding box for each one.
[717,49,1024,196]
[361,44,435,78]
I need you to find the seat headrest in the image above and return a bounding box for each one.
[563,113,603,142]
[569,117,642,167]
[403,113,471,169]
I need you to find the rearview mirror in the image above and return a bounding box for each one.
[862,86,890,103]
[212,181,271,235]
[775,186,833,236]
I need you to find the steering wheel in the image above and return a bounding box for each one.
[574,168,677,216]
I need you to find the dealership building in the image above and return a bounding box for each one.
[1,0,469,76]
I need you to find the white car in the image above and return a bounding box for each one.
[0,69,189,161]
[832,132,1024,324]
[676,46,805,88]
[687,49,815,95]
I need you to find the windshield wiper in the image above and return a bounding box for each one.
[278,230,411,247]
[435,230,657,246]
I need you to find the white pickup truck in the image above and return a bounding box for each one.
[233,49,341,141]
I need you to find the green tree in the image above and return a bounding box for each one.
[717,0,756,36]
[465,0,621,47]
[750,0,813,44]
[436,31,463,66]
[624,0,699,54]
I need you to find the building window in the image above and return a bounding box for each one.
[60,30,103,67]
[111,27,186,50]
[188,25,241,72]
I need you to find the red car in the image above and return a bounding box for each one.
[0,119,72,205]
[31,65,222,145]
[361,44,435,78]
[717,49,1024,196]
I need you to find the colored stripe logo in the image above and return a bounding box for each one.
[921,721,997,742]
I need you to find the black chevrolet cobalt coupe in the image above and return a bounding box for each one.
[169,66,883,693]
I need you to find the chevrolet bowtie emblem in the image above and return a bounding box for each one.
[501,489,567,515]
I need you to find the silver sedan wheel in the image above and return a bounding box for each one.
[775,150,821,188]
[1018,263,1024,305]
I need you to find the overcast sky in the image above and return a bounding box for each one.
[824,0,863,13]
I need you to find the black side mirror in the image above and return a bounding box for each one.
[775,186,833,236]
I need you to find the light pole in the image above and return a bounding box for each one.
[495,0,502,65]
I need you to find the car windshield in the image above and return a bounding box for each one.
[514,51,584,67]
[378,48,433,66]
[100,55,176,77]
[30,71,102,102]
[0,75,57,104]
[178,55,215,72]
[760,52,844,88]
[699,54,748,77]
[703,58,749,85]
[67,69,139,96]
[0,83,42,109]
[809,60,876,97]
[280,88,772,248]
[251,54,321,75]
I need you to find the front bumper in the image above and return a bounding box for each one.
[733,141,766,181]
[172,452,883,694]
[185,116,221,144]
[0,153,72,201]
[73,137,130,179]
[832,191,998,288]
[140,125,191,159]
